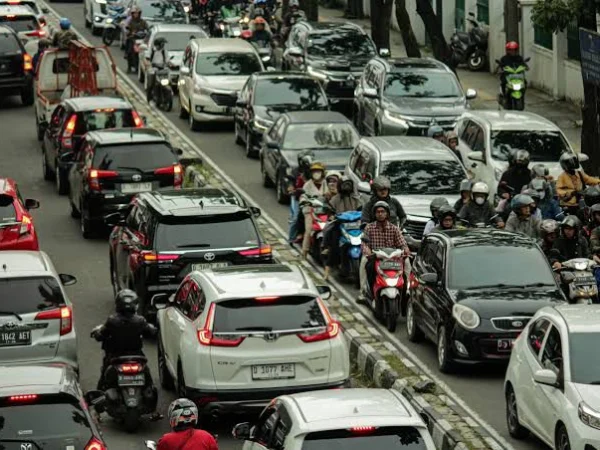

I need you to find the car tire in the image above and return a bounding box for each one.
[70,198,80,219]
[261,160,273,187]
[437,325,454,373]
[245,130,256,158]
[188,103,200,131]
[276,173,290,205]
[179,98,189,119]
[505,385,529,439]
[406,298,424,342]
[177,361,187,398]
[158,338,175,391]
[555,424,570,450]
[42,150,53,181]
[21,87,33,106]
[80,202,94,239]
[55,165,68,195]
[235,121,243,145]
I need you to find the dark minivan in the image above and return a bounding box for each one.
[0,24,33,105]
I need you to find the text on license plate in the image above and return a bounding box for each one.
[0,330,31,347]
[121,182,153,193]
[497,339,515,351]
[252,363,295,380]
[192,262,230,271]
[118,374,145,386]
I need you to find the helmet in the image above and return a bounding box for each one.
[529,178,547,200]
[559,152,579,172]
[289,0,299,7]
[254,16,267,24]
[297,150,314,168]
[540,219,559,237]
[325,170,341,182]
[310,161,325,172]
[372,200,390,217]
[372,176,391,191]
[154,37,167,48]
[38,38,51,50]
[59,17,71,30]
[514,149,530,167]
[591,203,600,216]
[340,176,354,193]
[560,215,581,230]
[506,41,519,51]
[446,130,458,143]
[584,185,600,207]
[427,125,444,138]
[531,163,549,178]
[512,194,535,213]
[521,188,540,203]
[471,181,490,196]
[438,205,457,221]
[131,5,141,14]
[168,398,198,430]
[459,179,472,192]
[115,289,139,315]
[430,197,450,217]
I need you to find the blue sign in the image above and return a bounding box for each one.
[580,28,600,86]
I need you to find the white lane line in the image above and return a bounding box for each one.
[41,4,515,448]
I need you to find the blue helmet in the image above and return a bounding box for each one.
[59,17,71,30]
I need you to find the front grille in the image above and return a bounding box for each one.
[210,93,236,107]
[407,117,457,128]
[404,220,426,240]
[491,317,531,331]
[325,81,354,99]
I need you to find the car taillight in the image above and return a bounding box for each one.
[141,251,180,262]
[255,296,279,302]
[23,53,32,71]
[297,298,340,343]
[350,426,377,434]
[19,215,32,235]
[154,164,183,187]
[238,244,271,257]
[34,306,72,335]
[9,394,38,402]
[197,303,245,347]
[61,114,77,149]
[85,437,106,450]
[119,363,141,373]
[88,169,118,191]
[26,29,46,37]
[132,110,144,127]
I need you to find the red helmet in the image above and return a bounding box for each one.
[241,29,253,39]
[506,41,519,51]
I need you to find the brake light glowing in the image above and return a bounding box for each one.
[23,53,32,71]
[154,164,183,188]
[297,298,340,343]
[25,29,46,37]
[141,251,180,262]
[409,272,419,289]
[6,14,15,18]
[255,296,279,302]
[350,426,376,434]
[19,215,32,235]
[88,169,118,191]
[95,108,115,112]
[131,110,143,128]
[383,269,398,278]
[197,303,245,347]
[119,363,141,373]
[238,244,271,257]
[7,1,20,4]
[9,394,37,402]
[34,306,72,335]
[61,114,77,149]
[85,437,106,450]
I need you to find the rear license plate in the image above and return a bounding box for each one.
[497,339,515,352]
[252,363,295,380]
[0,330,31,347]
[117,374,145,386]
[380,261,401,270]
[191,262,230,271]
[121,182,153,193]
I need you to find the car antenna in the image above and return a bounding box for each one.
[130,127,133,139]
[2,264,5,272]
[199,200,204,209]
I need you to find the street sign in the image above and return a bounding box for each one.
[579,28,600,86]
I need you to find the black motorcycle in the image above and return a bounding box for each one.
[150,68,174,112]
[449,12,488,71]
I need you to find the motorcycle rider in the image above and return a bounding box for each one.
[527,179,561,220]
[220,0,241,18]
[32,38,51,72]
[427,125,446,144]
[497,41,528,98]
[588,204,600,261]
[146,37,168,103]
[157,398,218,450]
[423,197,450,236]
[531,163,555,199]
[445,130,462,163]
[539,219,560,265]
[582,185,600,237]
[454,179,472,212]
[521,188,542,220]
[361,176,406,226]
[282,0,303,39]
[250,16,272,44]
[359,201,411,302]
[53,18,77,49]
[458,181,505,228]
[288,150,313,244]
[498,150,531,198]
[124,6,148,67]
[556,152,600,216]
[324,171,341,201]
[299,162,327,258]
[432,205,457,232]
[505,193,541,239]
[552,215,590,268]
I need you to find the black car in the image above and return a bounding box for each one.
[0,364,106,450]
[42,96,143,195]
[234,71,329,158]
[407,229,565,373]
[0,24,33,106]
[107,188,272,317]
[260,110,359,204]
[65,128,183,238]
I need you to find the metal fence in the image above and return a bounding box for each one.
[567,22,581,60]
[534,26,554,50]
[476,0,489,24]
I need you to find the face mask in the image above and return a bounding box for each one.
[312,172,323,182]
[474,197,485,206]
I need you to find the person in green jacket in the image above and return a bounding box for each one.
[220,0,240,18]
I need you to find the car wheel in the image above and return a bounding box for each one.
[437,325,454,373]
[555,424,570,450]
[42,150,53,181]
[139,65,145,83]
[188,103,200,131]
[406,298,424,342]
[276,174,290,205]
[158,338,175,391]
[177,362,187,398]
[80,202,94,239]
[261,160,274,188]
[55,165,68,195]
[91,24,101,36]
[245,130,256,158]
[70,198,80,218]
[179,98,189,119]
[20,87,33,106]
[234,121,243,145]
[506,385,529,439]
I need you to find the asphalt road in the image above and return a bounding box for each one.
[5,3,546,449]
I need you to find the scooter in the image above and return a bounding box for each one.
[219,16,242,37]
[102,4,127,46]
[300,196,331,264]
[151,68,173,112]
[496,57,530,111]
[554,257,598,304]
[127,30,148,73]
[449,11,489,71]
[336,210,362,286]
[257,46,273,67]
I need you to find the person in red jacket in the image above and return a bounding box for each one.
[158,398,218,450]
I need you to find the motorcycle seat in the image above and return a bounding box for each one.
[454,31,470,42]
[111,355,148,364]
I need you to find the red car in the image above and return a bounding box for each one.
[0,178,40,250]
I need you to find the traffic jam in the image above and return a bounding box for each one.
[0,0,598,449]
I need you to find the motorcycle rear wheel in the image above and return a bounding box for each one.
[122,409,141,433]
[513,96,524,111]
[160,88,173,112]
[467,51,485,71]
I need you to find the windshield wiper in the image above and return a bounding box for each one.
[520,282,557,288]
[176,243,211,248]
[0,311,22,321]
[235,326,273,331]
[463,283,512,290]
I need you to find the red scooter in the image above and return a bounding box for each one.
[300,196,330,264]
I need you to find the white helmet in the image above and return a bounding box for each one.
[325,170,342,182]
[471,181,489,196]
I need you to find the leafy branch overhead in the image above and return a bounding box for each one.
[531,0,582,32]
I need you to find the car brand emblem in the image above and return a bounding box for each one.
[347,74,355,81]
[0,321,18,329]
[264,333,277,342]
[203,252,215,261]
[132,174,142,182]
[512,321,523,328]
[21,444,32,450]
[429,118,437,126]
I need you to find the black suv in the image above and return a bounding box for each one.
[0,24,33,105]
[65,128,183,238]
[0,364,106,450]
[107,188,273,317]
[407,229,565,373]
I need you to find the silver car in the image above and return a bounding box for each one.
[0,251,78,370]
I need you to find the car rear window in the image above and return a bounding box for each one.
[0,276,64,314]
[154,213,259,250]
[0,15,38,33]
[213,296,326,333]
[74,109,136,134]
[0,394,92,444]
[0,32,21,53]
[0,194,17,224]
[92,143,176,172]
[301,427,428,450]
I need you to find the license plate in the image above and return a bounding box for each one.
[497,339,515,351]
[117,374,145,386]
[574,276,596,285]
[343,222,361,230]
[252,363,295,380]
[380,261,401,270]
[191,262,230,271]
[0,330,31,347]
[120,182,153,193]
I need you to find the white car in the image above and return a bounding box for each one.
[505,304,600,449]
[232,388,436,450]
[83,0,110,35]
[0,0,50,32]
[0,4,46,54]
[153,263,350,415]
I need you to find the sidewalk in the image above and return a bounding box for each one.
[319,6,583,152]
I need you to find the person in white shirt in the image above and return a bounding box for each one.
[146,37,168,103]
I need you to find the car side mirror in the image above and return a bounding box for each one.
[288,47,303,58]
[173,147,184,156]
[363,87,378,99]
[84,390,106,407]
[266,141,280,150]
[151,293,171,310]
[249,206,261,217]
[465,88,477,99]
[578,153,589,163]
[357,181,371,193]
[533,368,558,387]
[58,151,75,163]
[524,57,531,63]
[420,272,438,284]
[232,422,251,440]
[145,440,157,450]
[467,151,484,162]
[25,198,39,210]
[379,47,390,58]
[180,66,191,76]
[236,99,247,107]
[59,273,77,286]
[104,212,126,227]
[316,285,332,300]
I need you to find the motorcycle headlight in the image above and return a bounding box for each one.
[106,18,114,24]
[579,402,600,430]
[219,24,225,30]
[452,304,480,330]
[512,83,522,91]
[233,29,241,36]
[160,78,170,86]
[253,117,273,131]
[262,55,271,62]
[307,66,328,81]
[184,5,190,12]
[574,260,590,271]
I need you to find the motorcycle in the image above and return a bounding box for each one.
[300,196,331,264]
[145,433,217,449]
[151,67,173,112]
[449,12,489,71]
[127,30,148,73]
[554,257,599,304]
[219,16,242,37]
[496,57,530,111]
[102,4,127,46]
[257,45,273,67]
[336,210,362,286]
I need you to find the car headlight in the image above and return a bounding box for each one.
[160,78,170,86]
[384,110,409,126]
[96,0,107,4]
[307,66,328,81]
[106,17,114,24]
[579,402,600,430]
[495,167,503,181]
[452,304,480,329]
[184,5,190,12]
[253,117,273,131]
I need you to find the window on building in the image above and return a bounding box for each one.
[534,26,554,50]
[567,22,581,61]
[476,0,489,24]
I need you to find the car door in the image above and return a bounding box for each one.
[415,238,444,338]
[236,76,254,138]
[460,120,492,185]
[44,105,67,172]
[127,206,153,288]
[245,405,279,450]
[164,279,193,366]
[114,203,142,290]
[179,43,194,111]
[68,141,90,209]
[265,117,286,181]
[178,281,206,362]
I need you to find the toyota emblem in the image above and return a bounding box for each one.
[512,321,523,328]
[132,174,142,182]
[0,321,18,329]
[203,253,216,261]
[347,74,355,81]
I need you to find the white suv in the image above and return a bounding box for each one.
[232,388,436,450]
[505,304,600,449]
[153,264,350,414]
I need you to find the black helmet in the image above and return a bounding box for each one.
[591,203,600,216]
[531,163,549,178]
[430,197,449,217]
[529,178,547,200]
[540,219,559,237]
[115,289,139,315]
[584,185,600,207]
[514,149,530,167]
[438,205,457,221]
[372,200,390,217]
[154,37,167,48]
[559,152,579,172]
[560,215,581,230]
[372,176,391,191]
[512,194,534,213]
[521,188,541,203]
[297,150,314,169]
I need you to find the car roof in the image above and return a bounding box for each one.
[0,251,53,278]
[152,23,205,33]
[383,57,448,71]
[0,365,79,398]
[432,229,540,249]
[462,110,560,131]
[0,4,35,14]
[281,389,426,431]
[192,37,256,53]
[284,111,349,124]
[64,96,132,111]
[552,304,600,333]
[139,188,248,216]
[305,21,363,33]
[362,136,458,161]
[86,127,166,145]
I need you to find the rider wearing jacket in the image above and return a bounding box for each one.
[158,398,218,450]
[458,182,505,227]
[588,204,600,255]
[445,130,462,163]
[146,37,168,103]
[498,150,531,197]
[427,125,446,144]
[528,178,561,220]
[539,219,560,265]
[220,0,241,18]
[552,215,590,267]
[361,176,406,226]
[432,205,458,232]
[498,41,527,96]
[454,179,472,212]
[423,197,450,236]
[556,152,600,214]
[251,16,272,43]
[505,194,541,239]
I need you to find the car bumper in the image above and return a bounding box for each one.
[450,325,522,363]
[248,126,265,150]
[0,75,32,93]
[191,93,236,122]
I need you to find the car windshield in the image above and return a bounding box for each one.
[569,332,600,384]
[384,71,462,98]
[283,123,358,150]
[0,32,20,53]
[0,276,64,314]
[75,109,136,134]
[195,52,262,76]
[92,143,176,171]
[156,31,199,51]
[306,31,376,58]
[301,427,428,450]
[154,213,259,250]
[380,159,464,195]
[0,15,37,32]
[491,130,569,162]
[139,0,186,20]
[0,194,16,224]
[254,78,328,108]
[448,246,556,290]
[213,295,326,333]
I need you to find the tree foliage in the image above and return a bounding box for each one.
[531,0,582,32]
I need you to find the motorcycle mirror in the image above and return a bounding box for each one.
[84,390,106,407]
[468,11,475,17]
[465,88,477,99]
[145,441,158,450]
[59,273,77,286]
[420,272,438,284]
[379,47,390,58]
[316,285,332,300]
